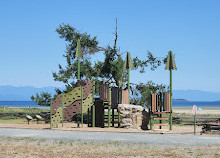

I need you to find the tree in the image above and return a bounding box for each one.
[31,92,52,106]
[31,21,168,106]
[134,81,168,107]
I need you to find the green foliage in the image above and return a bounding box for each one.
[133,51,163,72]
[31,92,52,106]
[0,107,49,113]
[134,81,168,107]
[31,23,171,107]
[52,24,102,85]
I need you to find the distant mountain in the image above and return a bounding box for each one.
[173,90,220,101]
[173,99,190,102]
[0,86,219,102]
[0,85,62,101]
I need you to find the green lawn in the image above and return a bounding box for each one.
[0,107,49,113]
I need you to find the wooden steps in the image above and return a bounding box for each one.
[153,111,170,114]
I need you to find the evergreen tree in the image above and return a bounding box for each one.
[31,22,167,106]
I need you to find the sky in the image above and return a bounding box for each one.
[0,0,220,92]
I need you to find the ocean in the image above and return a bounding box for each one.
[173,101,220,108]
[0,101,46,108]
[0,101,219,108]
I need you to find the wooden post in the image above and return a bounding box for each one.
[108,82,111,128]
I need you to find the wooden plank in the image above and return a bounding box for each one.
[121,90,129,104]
[163,93,171,112]
[151,93,157,113]
[154,111,171,114]
[154,117,169,120]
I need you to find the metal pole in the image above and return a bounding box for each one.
[127,68,130,103]
[150,112,153,130]
[102,78,105,127]
[194,112,196,135]
[92,81,95,127]
[170,69,173,131]
[81,86,83,127]
[103,78,105,84]
[77,57,80,80]
[159,93,162,129]
[62,95,64,127]
[87,108,90,127]
[118,81,121,127]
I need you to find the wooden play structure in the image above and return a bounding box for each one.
[50,40,177,131]
[149,93,172,130]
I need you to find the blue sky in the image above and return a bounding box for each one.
[0,0,220,92]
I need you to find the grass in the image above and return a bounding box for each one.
[0,107,50,113]
[0,118,27,123]
[0,137,219,157]
[0,107,49,124]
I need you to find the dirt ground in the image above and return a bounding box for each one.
[0,122,203,135]
[0,137,220,158]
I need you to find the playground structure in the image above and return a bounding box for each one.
[149,93,172,130]
[50,79,129,129]
[50,41,176,130]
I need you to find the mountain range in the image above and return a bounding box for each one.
[173,90,220,101]
[0,85,219,101]
[0,85,58,101]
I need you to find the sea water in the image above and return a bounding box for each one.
[173,101,220,107]
[0,101,219,108]
[0,101,46,108]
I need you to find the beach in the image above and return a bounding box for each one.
[173,107,220,115]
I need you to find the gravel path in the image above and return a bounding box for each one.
[0,127,219,146]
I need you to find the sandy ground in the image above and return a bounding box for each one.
[0,122,203,135]
[173,107,220,115]
[0,107,219,135]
